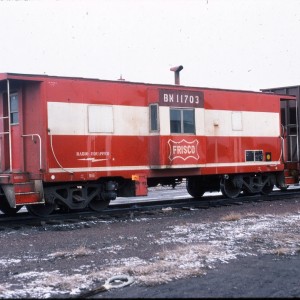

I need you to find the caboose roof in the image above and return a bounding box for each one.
[0,72,296,99]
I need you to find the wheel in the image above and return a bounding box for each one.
[88,194,110,212]
[242,188,254,196]
[186,179,205,198]
[26,203,55,217]
[242,187,260,196]
[261,183,274,195]
[220,178,241,199]
[89,199,110,212]
[0,196,22,216]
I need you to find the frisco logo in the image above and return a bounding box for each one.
[168,139,199,161]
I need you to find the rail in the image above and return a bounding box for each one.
[22,134,42,170]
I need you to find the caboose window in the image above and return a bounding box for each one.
[183,110,195,133]
[10,94,19,124]
[170,108,195,134]
[150,104,159,131]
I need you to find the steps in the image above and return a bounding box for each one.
[11,174,43,206]
[284,169,299,185]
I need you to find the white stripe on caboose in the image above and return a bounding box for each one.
[48,160,281,173]
[47,102,279,137]
[47,102,149,136]
[204,110,280,137]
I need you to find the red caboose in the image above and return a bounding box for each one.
[0,73,296,216]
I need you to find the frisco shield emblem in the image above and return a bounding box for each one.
[168,139,199,161]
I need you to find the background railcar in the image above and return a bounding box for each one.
[261,85,300,187]
[0,73,296,217]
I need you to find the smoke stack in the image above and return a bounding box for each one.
[170,65,183,85]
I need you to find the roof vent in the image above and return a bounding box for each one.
[118,74,125,81]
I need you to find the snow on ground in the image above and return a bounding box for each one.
[1,211,300,298]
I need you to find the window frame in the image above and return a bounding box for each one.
[170,107,195,134]
[10,93,19,125]
[149,103,159,132]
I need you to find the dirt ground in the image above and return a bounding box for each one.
[1,195,300,298]
[95,254,300,298]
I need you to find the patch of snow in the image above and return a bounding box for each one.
[1,213,300,298]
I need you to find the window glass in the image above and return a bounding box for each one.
[150,104,158,131]
[170,108,195,134]
[170,109,181,133]
[183,110,195,133]
[10,94,18,124]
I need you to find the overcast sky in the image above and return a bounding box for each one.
[0,0,300,91]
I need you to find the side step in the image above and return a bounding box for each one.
[2,174,44,207]
[14,180,44,206]
[284,169,299,185]
[15,192,42,205]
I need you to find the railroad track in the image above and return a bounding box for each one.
[1,187,300,230]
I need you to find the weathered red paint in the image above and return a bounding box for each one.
[0,73,296,206]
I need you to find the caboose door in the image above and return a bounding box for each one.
[0,81,23,172]
[9,91,23,171]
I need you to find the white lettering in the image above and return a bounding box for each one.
[160,91,202,107]
[168,139,200,161]
[172,145,196,155]
[76,152,89,156]
[76,151,109,156]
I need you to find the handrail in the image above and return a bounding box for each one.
[49,130,73,174]
[7,80,12,171]
[22,134,42,170]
